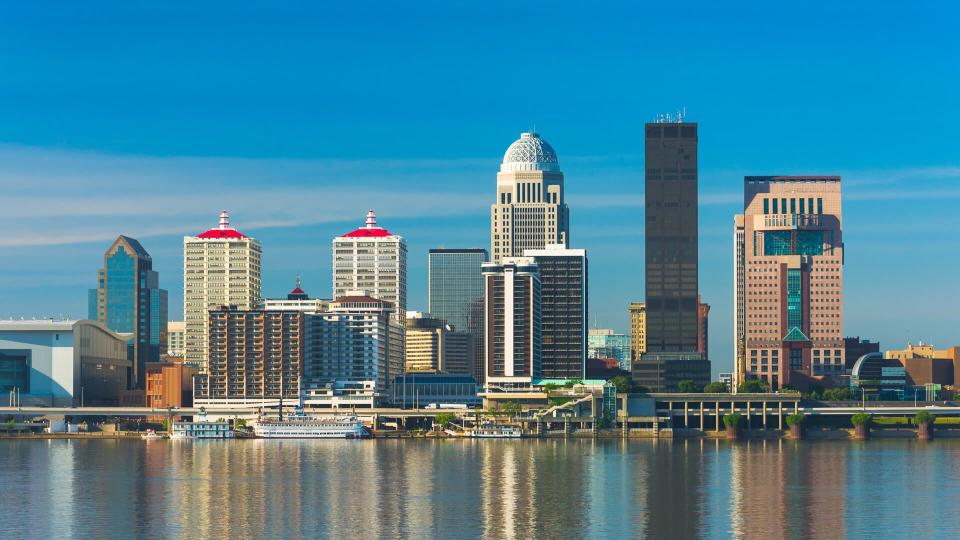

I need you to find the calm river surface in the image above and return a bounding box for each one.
[3,438,960,539]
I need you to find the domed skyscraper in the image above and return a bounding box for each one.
[491,132,570,262]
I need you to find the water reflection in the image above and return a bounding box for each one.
[2,438,960,538]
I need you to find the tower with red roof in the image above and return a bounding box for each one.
[332,210,407,318]
[183,210,262,369]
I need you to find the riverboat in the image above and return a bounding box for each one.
[253,413,369,439]
[464,424,523,438]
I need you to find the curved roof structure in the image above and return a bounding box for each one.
[340,209,395,238]
[500,132,560,173]
[196,210,249,239]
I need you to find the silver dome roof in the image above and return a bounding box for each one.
[500,132,560,172]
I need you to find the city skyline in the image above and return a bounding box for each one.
[2,3,959,378]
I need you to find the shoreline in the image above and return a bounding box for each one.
[4,427,959,441]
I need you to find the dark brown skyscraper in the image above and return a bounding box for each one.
[634,120,710,390]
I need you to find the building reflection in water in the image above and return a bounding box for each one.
[11,437,960,538]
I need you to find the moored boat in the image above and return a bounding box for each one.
[464,424,523,438]
[253,413,369,439]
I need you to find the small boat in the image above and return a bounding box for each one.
[464,424,523,438]
[141,429,163,440]
[253,413,369,439]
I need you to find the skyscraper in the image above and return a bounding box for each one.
[90,235,168,388]
[428,248,487,382]
[628,302,647,362]
[482,257,541,386]
[737,176,844,390]
[643,120,699,353]
[183,210,262,370]
[333,210,407,319]
[491,132,569,263]
[635,119,710,391]
[194,307,303,408]
[301,294,397,408]
[525,244,587,380]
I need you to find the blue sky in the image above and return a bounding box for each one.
[1,2,958,376]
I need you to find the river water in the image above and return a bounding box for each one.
[2,438,959,539]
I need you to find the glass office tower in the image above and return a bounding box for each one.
[90,235,168,389]
[428,248,488,382]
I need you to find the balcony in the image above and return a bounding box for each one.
[760,214,822,230]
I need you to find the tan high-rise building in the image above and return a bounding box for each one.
[738,176,844,390]
[491,132,569,263]
[333,210,407,319]
[628,302,646,361]
[404,312,471,374]
[183,210,262,369]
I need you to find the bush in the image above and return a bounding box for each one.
[737,380,769,393]
[785,413,806,427]
[913,410,934,425]
[822,388,854,401]
[723,413,744,428]
[851,413,872,427]
[549,397,573,406]
[677,380,702,393]
[233,418,247,429]
[703,382,728,393]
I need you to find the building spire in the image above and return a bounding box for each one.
[219,210,230,230]
[365,209,377,229]
[295,272,302,290]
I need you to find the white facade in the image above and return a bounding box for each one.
[332,210,407,320]
[491,132,570,263]
[301,295,399,408]
[183,210,262,369]
[0,320,130,406]
[730,214,746,394]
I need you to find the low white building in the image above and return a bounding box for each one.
[0,320,131,406]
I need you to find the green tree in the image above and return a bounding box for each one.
[632,384,652,393]
[501,401,522,417]
[703,382,728,393]
[542,383,560,394]
[609,376,631,394]
[723,413,744,428]
[737,380,770,393]
[434,412,456,428]
[234,418,248,430]
[677,380,702,393]
[5,418,14,433]
[851,413,872,427]
[913,410,934,425]
[785,413,806,427]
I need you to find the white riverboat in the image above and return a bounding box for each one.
[170,420,234,440]
[464,424,523,438]
[253,413,369,439]
[170,409,235,440]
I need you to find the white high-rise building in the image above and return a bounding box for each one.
[332,210,407,319]
[733,214,745,392]
[491,132,569,263]
[183,210,262,369]
[482,257,542,386]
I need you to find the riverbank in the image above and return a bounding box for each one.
[5,425,960,440]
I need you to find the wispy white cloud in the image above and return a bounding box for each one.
[0,144,492,247]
